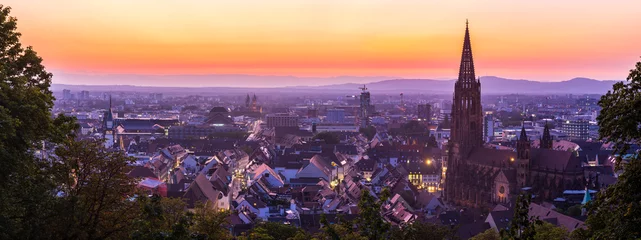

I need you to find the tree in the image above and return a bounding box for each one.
[389,221,455,240]
[357,188,390,240]
[427,134,438,148]
[0,5,76,238]
[576,58,641,239]
[359,126,377,140]
[501,193,542,240]
[48,139,139,239]
[470,229,500,240]
[532,222,568,240]
[130,195,192,239]
[313,132,341,144]
[189,202,231,239]
[566,205,582,217]
[239,222,305,240]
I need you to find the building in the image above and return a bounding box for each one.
[102,96,115,148]
[561,119,589,141]
[326,109,345,123]
[484,112,494,142]
[266,113,299,128]
[417,104,432,122]
[206,107,234,125]
[314,124,359,133]
[79,90,90,100]
[444,22,584,208]
[168,125,243,139]
[62,89,72,100]
[359,85,371,128]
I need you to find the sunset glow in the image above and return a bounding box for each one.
[5,0,641,85]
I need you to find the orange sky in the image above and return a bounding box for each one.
[5,0,641,84]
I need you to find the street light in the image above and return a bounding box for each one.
[426,159,432,165]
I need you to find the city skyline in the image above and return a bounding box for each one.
[5,0,641,86]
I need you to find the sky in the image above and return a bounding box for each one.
[5,0,641,86]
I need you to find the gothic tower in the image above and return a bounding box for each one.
[251,94,258,111]
[450,20,483,155]
[103,95,115,148]
[245,94,251,108]
[517,126,531,188]
[540,121,553,149]
[445,20,483,202]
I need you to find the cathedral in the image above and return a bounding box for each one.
[444,22,585,208]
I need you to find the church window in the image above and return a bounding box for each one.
[499,186,505,194]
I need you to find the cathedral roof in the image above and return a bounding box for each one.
[530,148,582,172]
[466,147,516,167]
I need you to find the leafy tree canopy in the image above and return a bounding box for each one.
[576,58,641,239]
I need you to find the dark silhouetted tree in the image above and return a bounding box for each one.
[574,58,641,239]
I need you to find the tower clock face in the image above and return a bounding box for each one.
[499,186,505,194]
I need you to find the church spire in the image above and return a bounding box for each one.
[520,124,528,141]
[540,121,553,149]
[457,19,476,87]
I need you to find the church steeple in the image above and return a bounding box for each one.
[245,94,251,108]
[517,124,530,159]
[458,19,476,87]
[450,20,483,153]
[519,125,528,141]
[540,121,553,149]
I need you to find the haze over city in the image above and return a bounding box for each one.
[5,0,641,87]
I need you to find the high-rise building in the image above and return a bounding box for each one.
[79,90,90,100]
[483,113,494,142]
[417,104,431,121]
[326,109,345,123]
[359,85,371,128]
[561,119,589,140]
[62,89,72,100]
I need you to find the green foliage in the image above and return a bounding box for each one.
[389,221,455,240]
[131,195,192,239]
[239,222,307,240]
[597,58,641,167]
[357,188,390,240]
[566,205,582,217]
[0,5,78,238]
[470,229,500,240]
[577,58,641,239]
[500,193,542,240]
[313,132,341,144]
[359,126,377,140]
[532,222,568,240]
[189,202,231,239]
[48,139,139,239]
[132,196,231,240]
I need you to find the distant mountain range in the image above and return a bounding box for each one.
[51,75,621,95]
[294,76,620,94]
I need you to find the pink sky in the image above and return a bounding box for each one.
[4,0,641,86]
